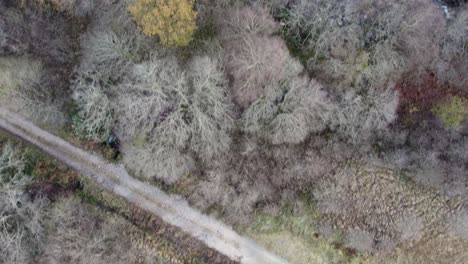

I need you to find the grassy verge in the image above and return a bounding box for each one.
[240,195,365,264]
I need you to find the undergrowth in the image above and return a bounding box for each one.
[242,195,353,264]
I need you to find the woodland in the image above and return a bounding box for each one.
[0,0,467,263]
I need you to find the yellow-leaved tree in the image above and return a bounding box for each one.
[128,0,197,47]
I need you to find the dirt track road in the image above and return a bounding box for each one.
[0,107,287,264]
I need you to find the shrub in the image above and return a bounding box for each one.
[329,88,399,142]
[437,7,468,88]
[121,143,194,184]
[71,71,113,141]
[39,197,155,264]
[432,96,468,128]
[33,0,95,17]
[24,6,73,64]
[1,4,75,65]
[189,137,340,224]
[128,0,197,47]
[0,56,64,126]
[218,5,278,38]
[63,0,95,17]
[379,122,468,197]
[0,56,42,101]
[0,8,29,55]
[91,0,137,31]
[190,139,277,224]
[21,70,68,127]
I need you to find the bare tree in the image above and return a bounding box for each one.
[187,55,234,160]
[329,87,399,143]
[225,35,291,108]
[0,143,47,264]
[90,0,135,31]
[286,0,445,88]
[219,4,332,144]
[242,64,330,144]
[0,2,80,68]
[437,7,468,88]
[0,8,34,55]
[218,4,278,39]
[112,53,233,182]
[79,29,148,81]
[111,53,186,141]
[220,5,288,109]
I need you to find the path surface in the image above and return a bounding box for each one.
[0,107,287,264]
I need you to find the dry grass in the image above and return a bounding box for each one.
[0,56,42,101]
[39,197,159,264]
[314,163,468,262]
[0,56,64,126]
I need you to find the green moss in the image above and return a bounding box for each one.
[432,96,468,128]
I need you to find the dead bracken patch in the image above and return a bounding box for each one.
[395,72,468,126]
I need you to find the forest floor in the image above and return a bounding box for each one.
[0,107,287,264]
